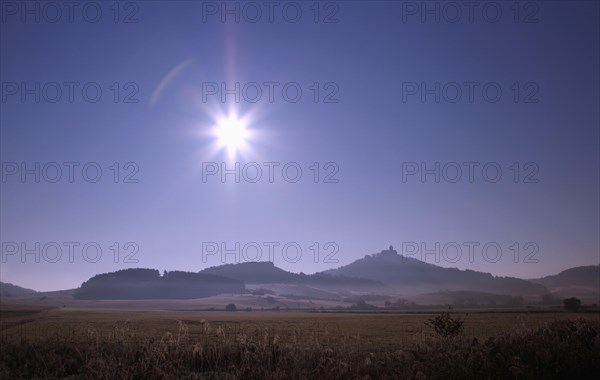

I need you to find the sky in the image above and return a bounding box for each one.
[1,1,599,291]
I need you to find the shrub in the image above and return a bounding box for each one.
[541,293,558,304]
[564,297,582,312]
[225,303,237,311]
[425,312,466,338]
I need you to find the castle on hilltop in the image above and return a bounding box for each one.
[366,245,399,259]
[381,245,398,255]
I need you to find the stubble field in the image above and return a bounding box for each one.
[1,304,599,379]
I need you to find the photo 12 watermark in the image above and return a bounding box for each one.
[201,241,340,264]
[200,81,339,104]
[400,241,540,264]
[200,1,340,24]
[1,241,140,264]
[401,162,539,184]
[202,161,339,184]
[399,1,540,24]
[1,162,140,184]
[1,81,140,104]
[401,81,539,104]
[0,1,141,24]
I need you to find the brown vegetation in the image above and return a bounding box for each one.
[1,308,599,379]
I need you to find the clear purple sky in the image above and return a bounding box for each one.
[1,1,598,291]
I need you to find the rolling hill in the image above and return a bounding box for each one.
[73,268,244,300]
[0,282,37,298]
[531,265,600,289]
[200,261,381,289]
[530,265,599,301]
[322,246,548,296]
[6,247,598,303]
[200,261,298,283]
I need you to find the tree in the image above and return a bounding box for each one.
[425,312,466,338]
[541,293,557,305]
[507,296,523,306]
[563,297,582,312]
[453,297,465,307]
[225,303,237,311]
[396,298,410,308]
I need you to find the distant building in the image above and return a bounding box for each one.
[381,245,397,255]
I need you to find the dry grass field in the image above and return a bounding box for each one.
[1,304,597,349]
[1,303,599,378]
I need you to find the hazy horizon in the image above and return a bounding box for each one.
[2,244,598,293]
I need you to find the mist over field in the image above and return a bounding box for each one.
[1,1,599,378]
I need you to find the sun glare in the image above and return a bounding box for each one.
[214,116,249,156]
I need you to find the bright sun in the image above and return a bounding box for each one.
[214,116,249,155]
